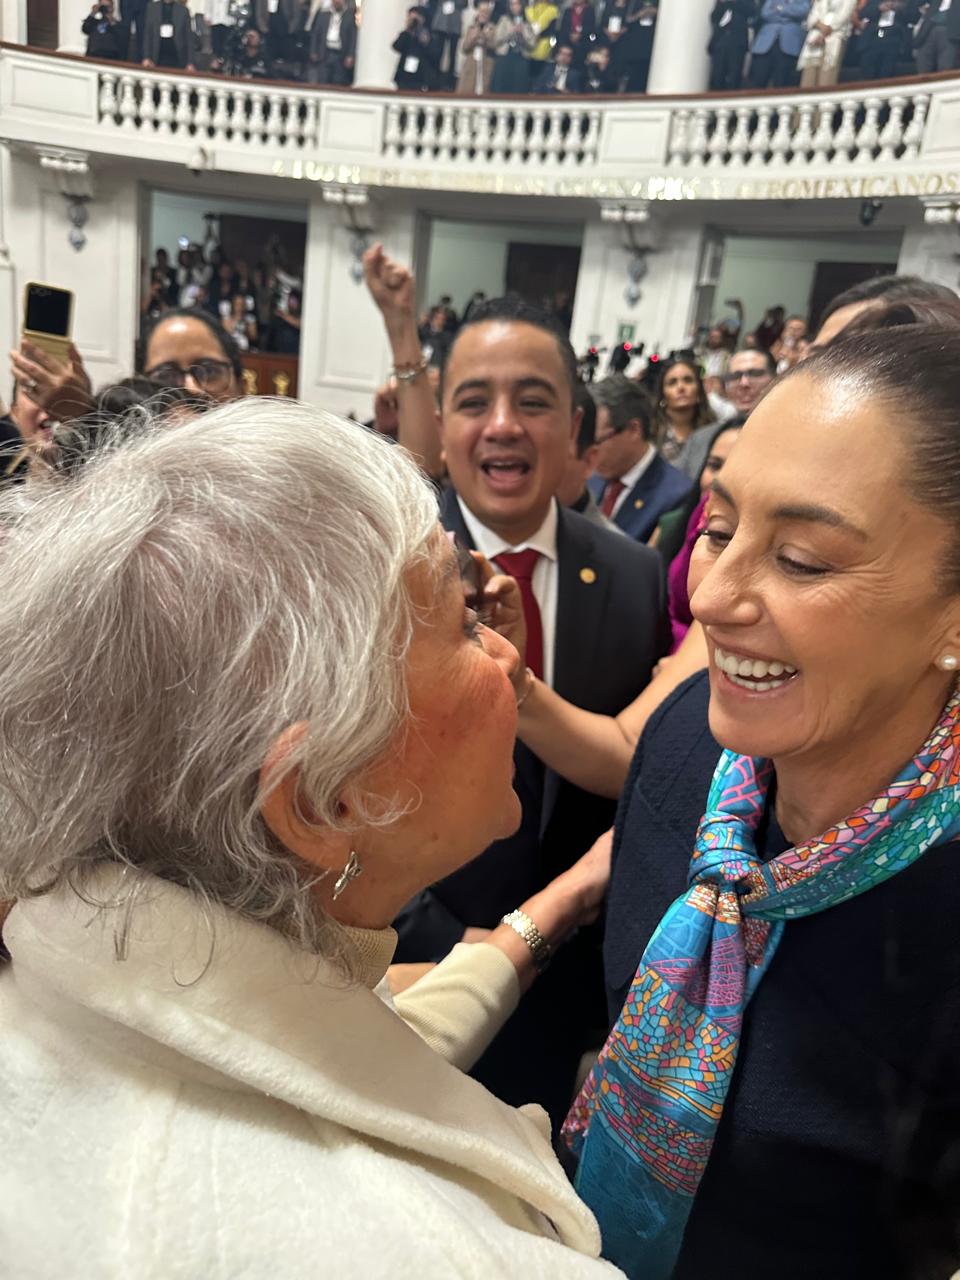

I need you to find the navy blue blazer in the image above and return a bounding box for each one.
[604,671,960,1278]
[587,451,693,544]
[394,491,669,1125]
[533,61,583,92]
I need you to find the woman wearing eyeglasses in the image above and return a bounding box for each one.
[143,307,245,403]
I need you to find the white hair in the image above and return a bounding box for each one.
[0,398,440,958]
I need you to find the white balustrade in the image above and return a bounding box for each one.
[0,46,950,190]
[745,103,774,167]
[706,106,731,168]
[854,95,883,164]
[667,106,690,167]
[98,71,118,120]
[211,87,231,142]
[902,93,929,161]
[174,80,192,133]
[727,106,751,168]
[833,98,858,163]
[769,105,793,166]
[789,101,815,166]
[156,81,174,130]
[688,107,710,165]
[810,98,836,165]
[877,94,906,163]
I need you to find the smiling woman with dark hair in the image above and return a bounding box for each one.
[567,320,960,1280]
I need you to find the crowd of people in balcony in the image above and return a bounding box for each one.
[142,234,303,355]
[81,0,959,90]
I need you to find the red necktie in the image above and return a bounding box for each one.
[600,478,626,518]
[494,549,544,681]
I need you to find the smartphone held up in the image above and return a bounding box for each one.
[22,283,74,363]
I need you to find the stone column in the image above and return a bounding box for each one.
[0,0,28,44]
[58,0,91,54]
[354,0,415,89]
[645,0,713,95]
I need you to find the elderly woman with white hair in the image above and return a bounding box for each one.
[0,401,621,1278]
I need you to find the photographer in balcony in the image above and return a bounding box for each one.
[83,0,128,60]
[142,0,196,69]
[236,26,272,76]
[457,2,497,94]
[392,6,440,90]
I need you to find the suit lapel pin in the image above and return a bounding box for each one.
[634,498,645,509]
[580,567,597,584]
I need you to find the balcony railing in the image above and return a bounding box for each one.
[2,44,959,200]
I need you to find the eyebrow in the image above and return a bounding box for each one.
[710,478,869,541]
[450,376,558,400]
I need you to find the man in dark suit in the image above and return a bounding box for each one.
[857,0,913,80]
[587,374,692,544]
[707,0,757,89]
[533,43,584,91]
[308,0,357,84]
[251,0,302,65]
[558,0,597,66]
[913,0,960,73]
[141,0,194,69]
[365,256,668,1125]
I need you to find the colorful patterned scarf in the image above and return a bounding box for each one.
[562,688,960,1280]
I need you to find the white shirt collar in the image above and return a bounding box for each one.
[456,495,559,564]
[616,443,657,491]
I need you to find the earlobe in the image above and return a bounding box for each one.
[936,611,960,675]
[258,723,350,873]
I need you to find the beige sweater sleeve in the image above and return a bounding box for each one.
[390,942,520,1072]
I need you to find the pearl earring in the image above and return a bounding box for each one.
[332,850,363,900]
[937,654,959,673]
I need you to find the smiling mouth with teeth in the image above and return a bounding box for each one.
[481,460,531,474]
[713,645,799,692]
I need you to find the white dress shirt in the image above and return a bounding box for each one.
[609,445,658,520]
[457,496,559,689]
[326,10,343,48]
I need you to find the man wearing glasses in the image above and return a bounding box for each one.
[588,375,693,545]
[143,310,244,405]
[721,347,776,418]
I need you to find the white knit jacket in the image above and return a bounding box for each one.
[0,866,621,1279]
